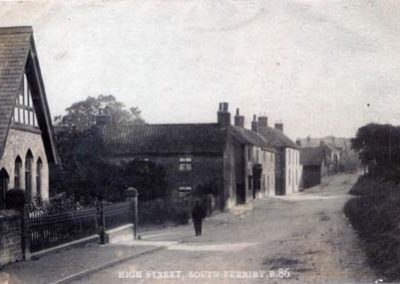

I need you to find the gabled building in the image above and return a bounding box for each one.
[0,27,60,209]
[255,117,302,195]
[297,136,343,174]
[99,103,276,210]
[300,147,328,189]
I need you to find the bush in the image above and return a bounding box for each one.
[138,198,190,225]
[345,175,400,280]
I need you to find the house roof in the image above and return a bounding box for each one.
[258,126,300,149]
[231,126,275,152]
[0,26,59,164]
[300,147,325,166]
[100,124,228,156]
[100,123,276,156]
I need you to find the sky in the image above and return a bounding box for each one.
[1,0,400,140]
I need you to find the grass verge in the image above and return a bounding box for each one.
[344,175,400,280]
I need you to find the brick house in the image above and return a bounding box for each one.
[99,103,276,210]
[255,117,302,195]
[0,26,60,209]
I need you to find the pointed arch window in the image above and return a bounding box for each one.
[36,158,43,199]
[0,168,9,210]
[14,156,22,188]
[25,151,33,197]
[11,74,38,128]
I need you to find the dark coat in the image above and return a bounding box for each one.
[192,204,205,221]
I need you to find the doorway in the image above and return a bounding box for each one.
[0,168,9,210]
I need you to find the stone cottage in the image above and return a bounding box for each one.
[0,26,60,209]
[255,117,302,195]
[99,103,276,210]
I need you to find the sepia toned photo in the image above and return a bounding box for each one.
[0,1,398,283]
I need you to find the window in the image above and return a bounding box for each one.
[271,153,274,162]
[25,151,33,197]
[288,169,291,185]
[179,157,192,171]
[178,186,192,197]
[12,74,38,128]
[14,156,22,188]
[247,147,252,160]
[288,150,291,165]
[256,149,260,163]
[263,151,266,162]
[36,158,42,199]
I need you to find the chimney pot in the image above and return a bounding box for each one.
[251,114,259,132]
[258,116,268,128]
[217,102,231,128]
[234,108,244,128]
[275,123,283,132]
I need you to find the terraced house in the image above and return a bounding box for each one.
[0,26,60,209]
[254,116,302,195]
[99,103,276,210]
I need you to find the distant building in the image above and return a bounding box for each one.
[297,136,353,174]
[256,117,302,195]
[0,27,60,209]
[300,147,328,189]
[99,103,276,210]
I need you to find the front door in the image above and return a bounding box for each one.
[0,169,9,210]
[252,165,262,199]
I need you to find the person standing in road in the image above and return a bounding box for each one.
[192,200,205,236]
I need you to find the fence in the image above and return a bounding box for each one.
[103,201,132,230]
[29,200,133,253]
[29,208,98,253]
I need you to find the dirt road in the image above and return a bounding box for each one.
[74,173,375,283]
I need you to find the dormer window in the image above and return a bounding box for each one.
[11,74,38,128]
[179,157,192,171]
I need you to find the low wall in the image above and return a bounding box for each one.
[0,210,22,267]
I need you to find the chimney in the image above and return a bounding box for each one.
[234,108,245,128]
[307,136,311,145]
[296,139,301,147]
[275,123,283,132]
[258,116,268,128]
[251,115,258,132]
[217,102,231,128]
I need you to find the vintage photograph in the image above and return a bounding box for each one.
[0,0,398,283]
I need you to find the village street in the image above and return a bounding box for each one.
[73,173,375,284]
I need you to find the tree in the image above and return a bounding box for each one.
[351,123,400,174]
[50,122,168,204]
[54,94,145,131]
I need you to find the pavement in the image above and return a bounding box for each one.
[0,173,377,284]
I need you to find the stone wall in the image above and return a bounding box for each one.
[0,210,22,267]
[0,127,49,200]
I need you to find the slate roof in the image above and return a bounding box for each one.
[300,147,325,166]
[231,126,275,152]
[258,126,300,150]
[101,124,227,155]
[0,27,32,157]
[100,124,275,156]
[0,26,59,164]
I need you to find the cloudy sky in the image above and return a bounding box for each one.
[1,0,400,140]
